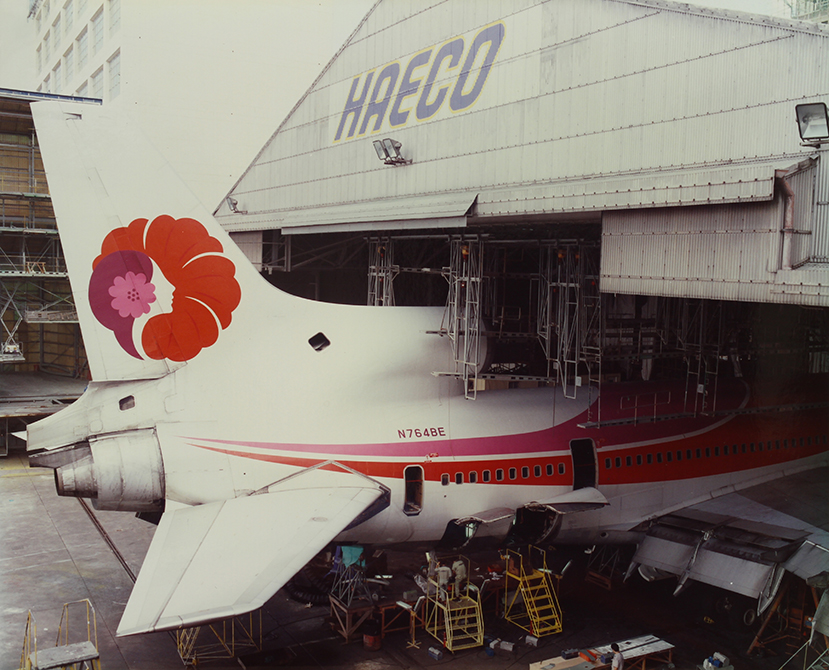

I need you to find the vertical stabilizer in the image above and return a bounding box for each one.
[32,101,262,381]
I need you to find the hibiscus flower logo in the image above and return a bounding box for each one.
[88,215,241,362]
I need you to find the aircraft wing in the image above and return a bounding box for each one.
[630,467,829,609]
[117,466,388,636]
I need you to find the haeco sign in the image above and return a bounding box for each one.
[333,21,506,143]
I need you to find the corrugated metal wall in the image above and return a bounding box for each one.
[217,0,827,228]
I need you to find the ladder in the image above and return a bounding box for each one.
[503,546,563,637]
[21,599,100,670]
[423,555,484,651]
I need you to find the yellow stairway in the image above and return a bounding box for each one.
[503,546,563,637]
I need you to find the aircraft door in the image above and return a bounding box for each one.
[569,438,596,490]
[403,465,423,516]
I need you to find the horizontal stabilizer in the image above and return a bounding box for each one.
[526,486,609,513]
[117,469,385,636]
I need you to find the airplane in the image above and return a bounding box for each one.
[26,100,829,637]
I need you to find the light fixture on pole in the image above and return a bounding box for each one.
[372,138,411,166]
[795,102,829,146]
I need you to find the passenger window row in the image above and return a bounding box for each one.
[441,461,567,485]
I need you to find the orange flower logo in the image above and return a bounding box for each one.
[88,215,241,362]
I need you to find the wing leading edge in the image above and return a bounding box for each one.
[117,466,388,636]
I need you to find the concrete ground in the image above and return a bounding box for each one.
[0,442,816,670]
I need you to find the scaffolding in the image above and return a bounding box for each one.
[174,611,262,667]
[443,239,484,399]
[367,237,398,306]
[422,555,484,651]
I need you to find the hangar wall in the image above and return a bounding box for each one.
[216,0,828,306]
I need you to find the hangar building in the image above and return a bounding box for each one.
[216,0,829,401]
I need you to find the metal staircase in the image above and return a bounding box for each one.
[423,556,484,651]
[20,599,100,670]
[503,546,563,637]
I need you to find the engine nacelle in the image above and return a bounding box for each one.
[54,430,164,512]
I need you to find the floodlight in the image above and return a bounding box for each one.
[372,140,387,161]
[371,138,411,166]
[795,102,829,145]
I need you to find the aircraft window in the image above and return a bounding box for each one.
[696,449,701,459]
[714,446,719,457]
[705,447,710,458]
[636,455,642,466]
[455,472,463,485]
[656,453,663,464]
[469,471,477,483]
[666,452,672,462]
[775,440,780,449]
[521,466,529,479]
[758,442,763,452]
[676,451,682,461]
[646,454,653,465]
[604,458,611,469]
[119,395,135,410]
[784,439,789,449]
[615,457,621,468]
[750,443,755,453]
[534,465,541,478]
[483,470,491,482]
[723,445,729,455]
[308,332,330,351]
[626,456,632,466]
[767,441,773,450]
[799,437,804,447]
[686,450,692,460]
[441,473,449,486]
[403,466,423,516]
[546,464,553,476]
[496,469,504,481]
[558,463,565,475]
[807,436,812,446]
[509,468,517,480]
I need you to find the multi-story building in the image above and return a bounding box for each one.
[30,0,121,101]
[788,0,829,22]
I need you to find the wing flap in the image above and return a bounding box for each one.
[117,475,384,636]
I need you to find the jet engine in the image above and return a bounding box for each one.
[32,429,164,512]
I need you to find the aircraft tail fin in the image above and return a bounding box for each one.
[32,101,265,381]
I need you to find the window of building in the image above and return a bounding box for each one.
[77,28,88,69]
[44,0,51,18]
[77,80,88,96]
[37,10,42,33]
[108,49,120,99]
[52,16,61,53]
[455,472,463,485]
[496,469,504,482]
[53,63,62,92]
[91,66,103,98]
[44,32,51,61]
[43,74,50,93]
[37,46,42,73]
[509,467,517,480]
[469,471,477,484]
[64,47,73,84]
[108,0,120,34]
[482,470,491,483]
[78,0,87,12]
[64,0,74,34]
[92,9,103,54]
